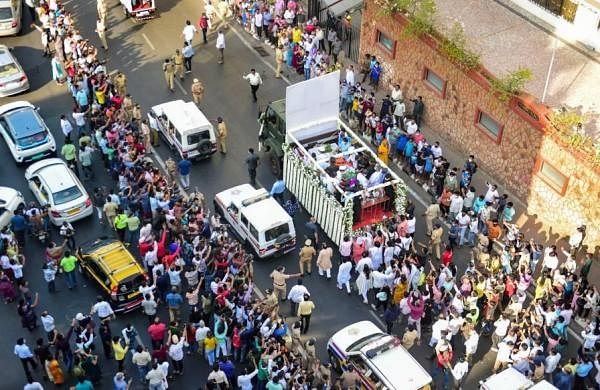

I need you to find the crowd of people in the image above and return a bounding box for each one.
[4,0,600,390]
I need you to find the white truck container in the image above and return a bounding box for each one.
[281,71,409,245]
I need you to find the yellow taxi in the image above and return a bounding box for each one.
[77,237,147,313]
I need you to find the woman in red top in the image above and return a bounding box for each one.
[441,245,453,267]
[351,238,365,263]
[503,274,517,308]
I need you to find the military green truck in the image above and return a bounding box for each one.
[256,71,408,246]
[258,99,286,176]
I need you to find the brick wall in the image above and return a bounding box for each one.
[360,2,600,247]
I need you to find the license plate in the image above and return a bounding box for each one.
[67,207,80,215]
[127,292,139,299]
[137,11,149,16]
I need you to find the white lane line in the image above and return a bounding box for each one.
[142,33,156,51]
[108,69,118,76]
[368,309,387,328]
[226,23,291,85]
[174,78,188,95]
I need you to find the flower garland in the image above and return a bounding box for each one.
[393,181,409,215]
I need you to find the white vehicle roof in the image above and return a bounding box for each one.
[0,100,33,116]
[25,158,78,192]
[215,184,292,231]
[151,100,211,135]
[0,186,19,203]
[480,367,534,390]
[329,321,432,390]
[529,381,558,390]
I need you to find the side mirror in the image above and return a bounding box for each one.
[35,106,40,111]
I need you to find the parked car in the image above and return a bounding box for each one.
[0,101,56,163]
[24,158,93,225]
[77,238,147,313]
[0,45,29,96]
[121,0,157,20]
[0,0,22,36]
[0,186,25,230]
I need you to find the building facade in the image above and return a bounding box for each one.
[359,1,600,247]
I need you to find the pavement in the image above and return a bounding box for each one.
[0,0,589,389]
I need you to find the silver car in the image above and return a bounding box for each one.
[0,45,29,96]
[0,0,21,36]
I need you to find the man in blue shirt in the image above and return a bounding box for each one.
[574,356,594,388]
[177,153,192,190]
[553,367,573,390]
[75,87,89,111]
[165,287,183,322]
[270,178,285,203]
[10,210,27,247]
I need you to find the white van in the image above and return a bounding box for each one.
[214,184,296,258]
[328,321,433,390]
[479,367,558,390]
[149,100,217,160]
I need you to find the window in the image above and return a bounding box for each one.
[265,223,290,242]
[249,224,259,241]
[187,131,209,146]
[376,30,396,56]
[423,67,446,96]
[475,110,503,142]
[530,0,577,23]
[537,159,569,194]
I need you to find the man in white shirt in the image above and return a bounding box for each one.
[90,296,115,322]
[484,183,500,204]
[493,340,514,372]
[243,69,263,102]
[254,12,263,38]
[451,356,469,388]
[181,20,197,44]
[60,114,73,139]
[430,141,443,158]
[544,348,561,379]
[345,65,355,86]
[355,253,372,274]
[429,314,449,347]
[405,119,418,135]
[237,367,258,390]
[464,330,479,361]
[287,279,309,315]
[542,247,559,271]
[492,314,511,347]
[216,30,225,64]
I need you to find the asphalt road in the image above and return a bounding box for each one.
[0,0,584,389]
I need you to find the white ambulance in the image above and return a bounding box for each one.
[327,321,432,390]
[213,184,296,258]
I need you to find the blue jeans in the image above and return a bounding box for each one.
[64,270,77,289]
[431,365,450,388]
[128,229,139,246]
[136,365,148,382]
[458,226,468,245]
[467,230,476,247]
[304,67,310,80]
[205,348,215,365]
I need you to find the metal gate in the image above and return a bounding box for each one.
[283,147,349,245]
[316,0,361,63]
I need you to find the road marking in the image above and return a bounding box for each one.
[368,309,386,328]
[142,33,156,51]
[224,22,291,85]
[174,78,188,95]
[254,286,265,299]
[108,69,118,76]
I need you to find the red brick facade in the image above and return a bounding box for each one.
[360,2,600,246]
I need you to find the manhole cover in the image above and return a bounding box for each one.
[252,46,270,57]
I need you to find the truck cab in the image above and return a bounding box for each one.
[258,99,286,176]
[328,321,432,390]
[214,184,296,258]
[149,100,217,161]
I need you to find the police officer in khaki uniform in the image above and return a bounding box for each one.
[173,49,185,81]
[97,0,108,23]
[299,239,317,275]
[191,78,204,105]
[275,45,284,78]
[269,266,301,301]
[113,72,127,97]
[216,117,227,154]
[429,224,443,259]
[162,58,175,92]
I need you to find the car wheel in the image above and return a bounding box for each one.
[197,140,211,156]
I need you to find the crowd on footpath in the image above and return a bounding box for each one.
[6,2,337,390]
